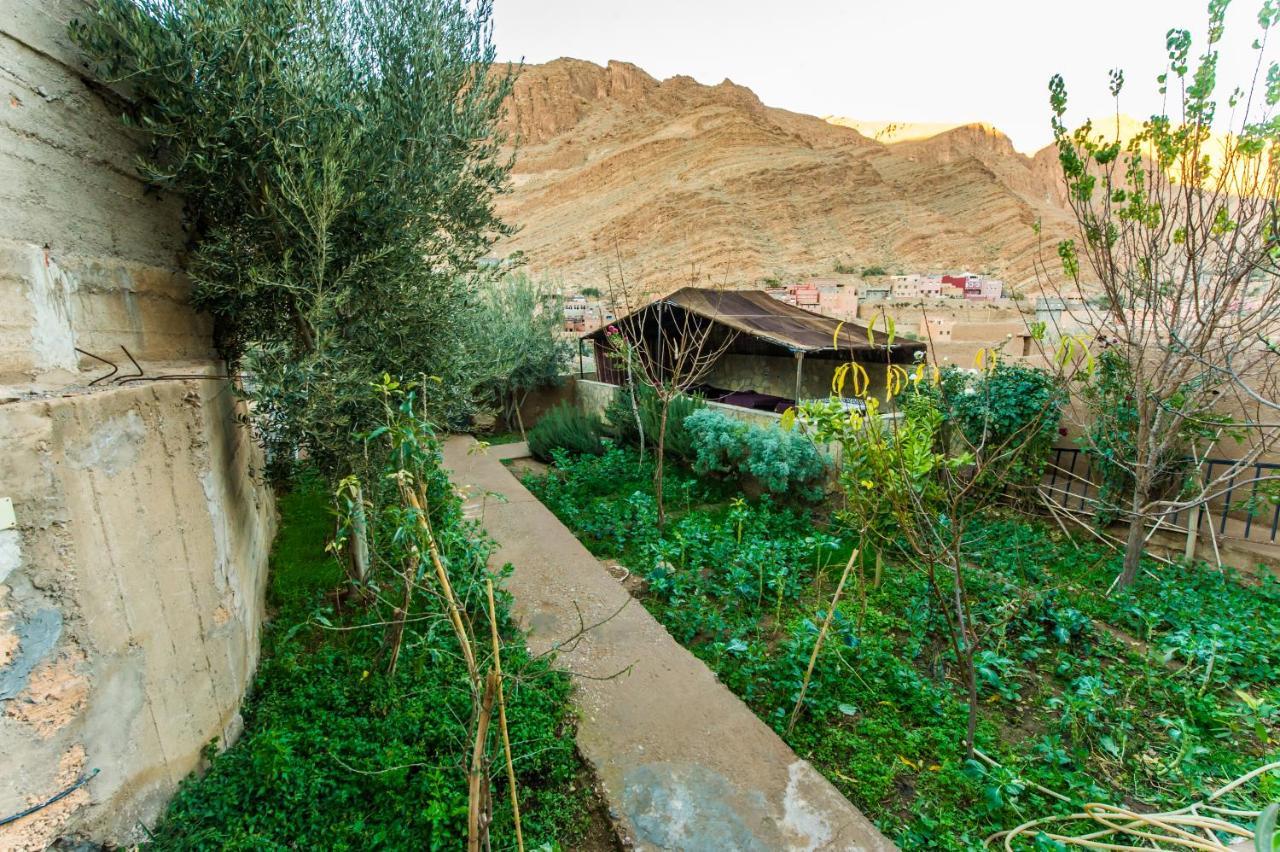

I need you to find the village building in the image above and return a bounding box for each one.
[563,294,615,333]
[764,279,858,320]
[919,316,954,342]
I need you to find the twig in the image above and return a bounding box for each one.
[486,580,524,852]
[986,761,1280,850]
[788,549,858,736]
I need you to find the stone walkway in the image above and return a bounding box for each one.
[443,436,894,852]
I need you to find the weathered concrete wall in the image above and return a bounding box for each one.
[0,381,274,847]
[577,377,618,420]
[705,353,891,402]
[1,3,276,847]
[0,0,215,391]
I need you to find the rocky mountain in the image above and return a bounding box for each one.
[495,59,1076,295]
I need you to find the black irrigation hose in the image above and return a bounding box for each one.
[0,768,99,827]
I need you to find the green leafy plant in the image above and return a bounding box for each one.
[527,402,605,462]
[936,362,1063,494]
[686,408,829,500]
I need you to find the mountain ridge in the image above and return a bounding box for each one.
[495,58,1076,294]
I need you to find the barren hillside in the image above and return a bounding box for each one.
[495,58,1077,294]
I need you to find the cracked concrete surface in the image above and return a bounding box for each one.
[444,436,895,852]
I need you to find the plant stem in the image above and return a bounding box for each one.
[787,549,859,737]
[486,580,524,852]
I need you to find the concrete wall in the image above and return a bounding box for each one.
[1,4,276,847]
[517,377,577,429]
[705,353,890,403]
[578,377,619,420]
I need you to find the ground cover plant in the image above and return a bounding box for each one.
[523,445,1280,850]
[149,442,589,849]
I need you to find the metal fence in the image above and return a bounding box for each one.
[1044,446,1280,545]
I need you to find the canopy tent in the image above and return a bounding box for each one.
[581,287,926,406]
[582,286,925,360]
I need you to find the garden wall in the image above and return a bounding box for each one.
[0,4,276,847]
[574,378,858,466]
[705,353,890,404]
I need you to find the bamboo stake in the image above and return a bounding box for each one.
[403,481,479,688]
[468,670,498,852]
[787,549,859,736]
[386,551,418,676]
[485,580,525,852]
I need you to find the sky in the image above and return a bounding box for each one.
[491,0,1275,153]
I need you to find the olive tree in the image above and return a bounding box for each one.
[468,274,572,437]
[71,0,514,479]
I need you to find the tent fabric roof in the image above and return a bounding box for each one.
[584,287,927,358]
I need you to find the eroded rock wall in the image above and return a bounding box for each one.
[1,2,276,846]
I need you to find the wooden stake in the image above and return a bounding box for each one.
[788,549,859,736]
[468,670,498,852]
[486,580,525,852]
[403,482,479,689]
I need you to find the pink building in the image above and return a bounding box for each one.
[792,283,820,307]
[964,278,1003,301]
[918,278,943,298]
[889,275,922,299]
[919,316,954,342]
[765,280,858,320]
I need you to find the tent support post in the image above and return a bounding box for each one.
[578,339,584,378]
[793,351,805,404]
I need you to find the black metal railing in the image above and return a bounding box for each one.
[1043,446,1280,545]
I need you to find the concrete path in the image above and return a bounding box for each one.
[443,436,894,852]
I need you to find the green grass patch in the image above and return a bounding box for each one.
[148,480,589,849]
[525,447,1280,851]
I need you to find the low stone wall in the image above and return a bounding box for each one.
[577,377,619,419]
[574,379,853,470]
[704,353,890,405]
[579,378,791,427]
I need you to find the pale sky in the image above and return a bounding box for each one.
[492,0,1275,153]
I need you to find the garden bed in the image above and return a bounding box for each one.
[145,478,598,849]
[523,445,1280,851]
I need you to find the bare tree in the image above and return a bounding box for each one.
[604,263,736,527]
[1037,2,1280,587]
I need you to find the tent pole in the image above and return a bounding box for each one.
[793,351,805,404]
[578,338,584,378]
